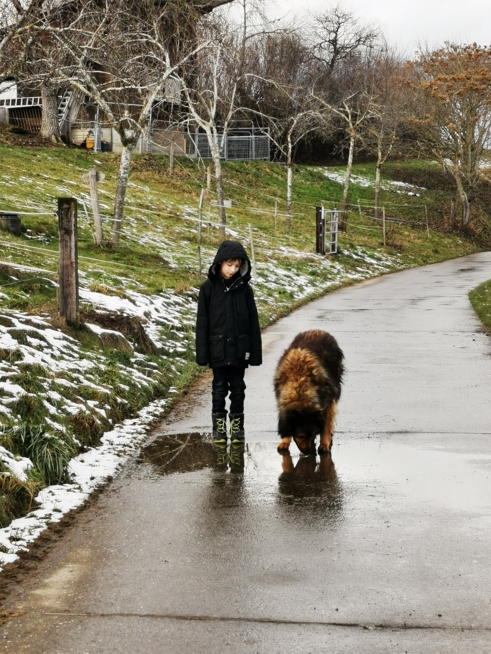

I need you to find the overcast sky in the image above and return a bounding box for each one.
[267,0,491,55]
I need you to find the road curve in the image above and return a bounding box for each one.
[1,252,491,653]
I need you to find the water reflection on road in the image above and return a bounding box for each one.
[139,433,345,530]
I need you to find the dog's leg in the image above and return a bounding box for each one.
[317,451,336,481]
[318,402,337,454]
[277,436,292,453]
[280,452,295,471]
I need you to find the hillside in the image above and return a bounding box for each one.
[0,134,480,566]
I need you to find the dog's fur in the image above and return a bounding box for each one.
[274,330,344,455]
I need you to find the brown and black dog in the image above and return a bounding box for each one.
[274,330,344,455]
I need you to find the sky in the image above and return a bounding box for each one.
[267,0,491,56]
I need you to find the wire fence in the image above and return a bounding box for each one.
[0,153,438,283]
[0,191,433,276]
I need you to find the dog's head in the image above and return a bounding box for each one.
[279,409,323,455]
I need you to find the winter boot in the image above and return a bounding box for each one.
[229,413,245,443]
[212,412,228,443]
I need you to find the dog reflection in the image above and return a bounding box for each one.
[277,452,342,524]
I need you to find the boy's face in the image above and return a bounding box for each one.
[220,259,241,279]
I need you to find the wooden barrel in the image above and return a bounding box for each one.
[0,213,21,236]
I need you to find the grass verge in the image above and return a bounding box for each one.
[469,280,491,333]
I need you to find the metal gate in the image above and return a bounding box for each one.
[316,207,339,255]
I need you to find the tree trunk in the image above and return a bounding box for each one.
[286,165,293,233]
[67,88,85,143]
[209,132,226,242]
[111,140,136,247]
[449,198,456,228]
[461,192,470,226]
[340,132,355,230]
[453,171,470,225]
[286,134,293,233]
[374,163,381,220]
[374,142,382,220]
[40,84,62,143]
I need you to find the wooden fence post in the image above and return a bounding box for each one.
[58,198,79,325]
[82,169,105,245]
[89,168,103,245]
[169,141,174,175]
[248,223,256,282]
[382,206,386,247]
[198,188,205,280]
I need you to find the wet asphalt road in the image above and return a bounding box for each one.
[2,252,491,653]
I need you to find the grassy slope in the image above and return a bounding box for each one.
[469,281,491,333]
[0,131,481,529]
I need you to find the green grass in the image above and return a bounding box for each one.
[7,424,77,486]
[469,280,491,333]
[0,469,41,529]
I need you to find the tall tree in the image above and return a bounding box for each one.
[313,53,380,226]
[181,37,237,241]
[362,52,408,218]
[410,43,491,225]
[309,4,380,87]
[37,0,209,246]
[0,0,43,81]
[308,6,383,226]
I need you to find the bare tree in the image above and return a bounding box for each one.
[409,43,491,225]
[0,0,43,80]
[314,85,377,226]
[271,109,320,231]
[361,53,408,217]
[179,4,287,241]
[5,0,75,142]
[37,0,209,246]
[180,19,242,241]
[309,5,380,80]
[238,31,319,229]
[306,6,384,227]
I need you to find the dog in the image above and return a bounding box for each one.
[274,330,344,455]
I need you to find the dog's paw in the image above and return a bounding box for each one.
[277,443,290,454]
[317,444,332,455]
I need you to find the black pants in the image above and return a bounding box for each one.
[212,366,246,414]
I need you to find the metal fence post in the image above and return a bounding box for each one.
[329,210,339,254]
[316,206,325,255]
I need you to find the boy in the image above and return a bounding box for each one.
[196,240,262,443]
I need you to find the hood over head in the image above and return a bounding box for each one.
[209,240,251,280]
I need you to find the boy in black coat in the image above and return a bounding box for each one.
[196,241,262,443]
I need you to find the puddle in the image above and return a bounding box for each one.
[139,433,344,528]
[139,432,217,474]
[138,433,491,533]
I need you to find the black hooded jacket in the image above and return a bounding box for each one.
[195,241,262,368]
